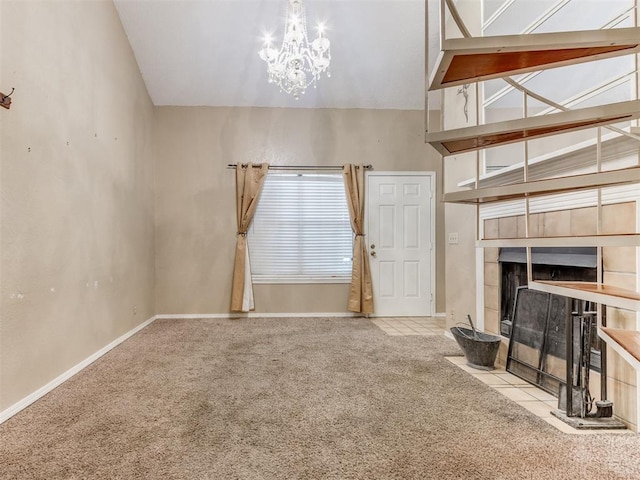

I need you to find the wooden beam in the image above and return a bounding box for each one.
[426,100,640,156]
[599,328,640,372]
[529,281,640,312]
[429,27,640,90]
[443,46,635,86]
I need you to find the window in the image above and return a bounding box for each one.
[248,173,353,283]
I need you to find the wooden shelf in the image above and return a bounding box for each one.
[426,100,640,156]
[599,328,640,372]
[429,27,640,90]
[445,166,640,204]
[529,281,640,312]
[478,234,640,248]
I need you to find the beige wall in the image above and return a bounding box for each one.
[441,0,482,331]
[0,1,156,410]
[154,107,445,314]
[0,1,445,416]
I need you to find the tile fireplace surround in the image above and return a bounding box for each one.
[483,201,638,431]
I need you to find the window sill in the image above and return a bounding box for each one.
[252,276,351,285]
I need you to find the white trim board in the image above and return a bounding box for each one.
[476,245,485,332]
[478,234,640,248]
[155,312,361,320]
[0,315,157,425]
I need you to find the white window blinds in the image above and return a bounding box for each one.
[248,173,353,283]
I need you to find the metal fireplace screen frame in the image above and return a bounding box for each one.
[506,286,583,396]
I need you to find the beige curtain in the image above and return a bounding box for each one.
[231,163,269,312]
[343,164,374,314]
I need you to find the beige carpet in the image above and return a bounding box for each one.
[1,317,639,479]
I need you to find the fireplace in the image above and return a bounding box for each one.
[499,247,597,338]
[498,247,601,396]
[482,202,638,429]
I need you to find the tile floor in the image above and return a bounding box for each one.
[370,317,633,435]
[369,316,445,336]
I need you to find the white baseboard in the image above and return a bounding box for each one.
[155,312,360,320]
[0,315,157,425]
[444,330,456,341]
[155,313,238,320]
[368,313,446,318]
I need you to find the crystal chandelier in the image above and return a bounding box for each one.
[258,0,331,99]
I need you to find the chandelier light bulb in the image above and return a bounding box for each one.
[258,0,331,99]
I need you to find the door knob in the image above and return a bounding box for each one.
[370,244,375,249]
[370,251,377,257]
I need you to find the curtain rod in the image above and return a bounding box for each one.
[227,164,372,170]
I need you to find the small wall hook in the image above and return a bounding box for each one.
[1,88,15,110]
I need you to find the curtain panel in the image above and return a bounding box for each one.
[343,164,374,314]
[231,163,269,312]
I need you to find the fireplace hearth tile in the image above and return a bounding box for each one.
[473,373,510,386]
[500,387,540,402]
[370,317,446,337]
[446,357,634,434]
[520,400,555,418]
[525,388,557,402]
[502,373,531,386]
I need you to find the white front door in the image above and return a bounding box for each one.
[366,173,435,316]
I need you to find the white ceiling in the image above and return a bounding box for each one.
[114,0,441,110]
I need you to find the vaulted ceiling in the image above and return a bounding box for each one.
[114,0,440,110]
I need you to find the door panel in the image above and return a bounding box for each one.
[367,173,434,316]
